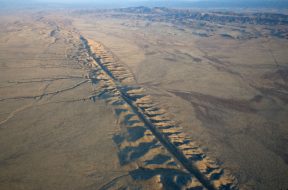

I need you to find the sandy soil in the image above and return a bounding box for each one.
[0,8,288,190]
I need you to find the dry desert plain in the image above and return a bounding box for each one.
[0,7,288,190]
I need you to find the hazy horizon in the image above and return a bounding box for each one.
[1,0,288,9]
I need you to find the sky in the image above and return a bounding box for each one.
[1,0,288,9]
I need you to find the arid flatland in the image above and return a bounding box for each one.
[0,6,288,190]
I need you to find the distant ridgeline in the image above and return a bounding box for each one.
[1,0,288,9]
[141,0,288,9]
[87,6,287,39]
[117,6,288,26]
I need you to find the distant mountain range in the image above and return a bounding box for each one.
[1,0,288,9]
[141,0,288,9]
